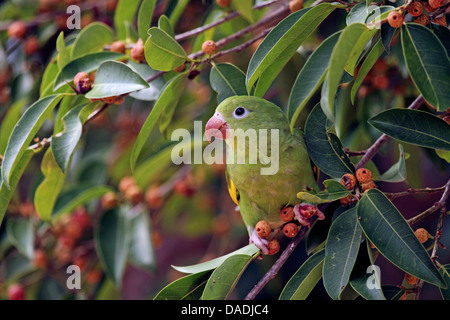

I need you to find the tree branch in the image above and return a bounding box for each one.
[385,185,447,200]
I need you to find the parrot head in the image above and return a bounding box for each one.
[205,96,287,143]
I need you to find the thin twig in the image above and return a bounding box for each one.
[355,95,424,170]
[385,185,447,200]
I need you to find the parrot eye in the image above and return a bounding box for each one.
[233,107,249,119]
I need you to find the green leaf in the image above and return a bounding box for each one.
[130,72,187,171]
[201,254,255,300]
[0,150,33,226]
[288,32,340,129]
[297,179,350,204]
[368,109,450,151]
[323,23,376,120]
[95,206,131,286]
[54,51,126,90]
[154,270,213,300]
[346,2,368,25]
[7,218,34,260]
[246,3,341,96]
[40,58,60,97]
[138,0,157,42]
[53,185,113,217]
[304,104,355,178]
[323,207,362,300]
[168,0,190,26]
[0,98,26,155]
[357,189,446,288]
[85,61,150,99]
[172,244,259,274]
[145,28,188,72]
[401,24,450,111]
[52,103,96,173]
[232,0,254,23]
[128,61,166,101]
[158,15,175,38]
[210,63,248,103]
[439,265,450,300]
[128,210,156,271]
[279,249,325,300]
[114,0,141,40]
[1,94,64,189]
[351,39,384,104]
[377,144,407,183]
[436,149,450,163]
[71,22,114,59]
[34,149,67,222]
[56,32,70,69]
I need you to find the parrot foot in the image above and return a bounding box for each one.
[294,203,326,228]
[249,228,269,256]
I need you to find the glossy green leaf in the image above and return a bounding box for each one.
[323,23,376,120]
[52,103,96,173]
[145,28,187,72]
[34,149,67,222]
[368,109,450,151]
[128,61,166,101]
[346,2,368,25]
[439,265,450,300]
[95,207,131,285]
[71,22,114,59]
[0,99,26,155]
[246,3,341,96]
[201,254,255,300]
[304,104,355,178]
[288,32,340,129]
[279,249,325,300]
[401,24,450,111]
[154,270,213,300]
[53,185,113,217]
[85,61,149,99]
[432,24,450,58]
[7,218,34,260]
[158,15,175,38]
[128,210,156,271]
[172,244,259,274]
[138,0,157,41]
[436,149,450,163]
[357,189,446,288]
[297,179,350,204]
[114,0,141,40]
[351,39,384,104]
[40,58,60,97]
[232,0,254,23]
[54,51,125,90]
[130,72,187,171]
[0,150,33,226]
[323,207,362,300]
[56,32,70,69]
[1,94,64,189]
[210,63,248,103]
[377,144,407,183]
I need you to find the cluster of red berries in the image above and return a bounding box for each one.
[254,204,325,255]
[387,0,447,29]
[339,168,377,205]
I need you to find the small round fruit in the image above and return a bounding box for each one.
[119,176,137,193]
[33,249,47,268]
[408,1,423,17]
[428,0,444,8]
[24,36,40,56]
[280,206,295,222]
[7,284,26,300]
[414,13,430,25]
[8,21,27,39]
[101,96,118,104]
[74,72,92,94]
[298,204,317,219]
[202,40,217,55]
[414,228,430,243]
[289,0,304,12]
[110,41,126,54]
[356,168,373,184]
[101,191,118,209]
[125,185,143,204]
[145,185,163,208]
[216,0,231,7]
[387,11,404,28]
[432,16,447,26]
[404,273,419,285]
[255,220,271,239]
[267,239,280,255]
[174,62,186,73]
[85,269,102,284]
[423,2,437,12]
[361,180,377,192]
[131,38,145,62]
[340,173,356,190]
[340,195,353,206]
[283,223,299,238]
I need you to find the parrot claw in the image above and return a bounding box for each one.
[294,203,325,228]
[249,228,269,255]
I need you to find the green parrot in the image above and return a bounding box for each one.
[205,96,324,254]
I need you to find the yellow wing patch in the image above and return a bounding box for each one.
[227,177,240,206]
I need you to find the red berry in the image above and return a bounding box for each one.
[340,173,356,190]
[24,36,40,56]
[202,40,217,55]
[298,204,317,219]
[255,220,271,239]
[428,0,444,8]
[145,184,163,208]
[408,1,423,17]
[432,16,447,27]
[283,223,299,238]
[267,239,280,255]
[8,21,27,39]
[33,249,47,268]
[361,180,377,192]
[125,185,143,204]
[404,273,419,285]
[216,0,231,7]
[110,41,126,54]
[414,228,430,243]
[355,168,373,184]
[74,72,92,94]
[289,0,304,12]
[340,195,353,206]
[131,38,145,62]
[280,206,295,222]
[101,192,118,210]
[414,14,430,25]
[7,284,26,300]
[387,11,404,28]
[119,176,137,194]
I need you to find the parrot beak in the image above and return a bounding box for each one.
[205,112,230,143]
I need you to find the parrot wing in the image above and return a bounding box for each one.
[225,169,240,206]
